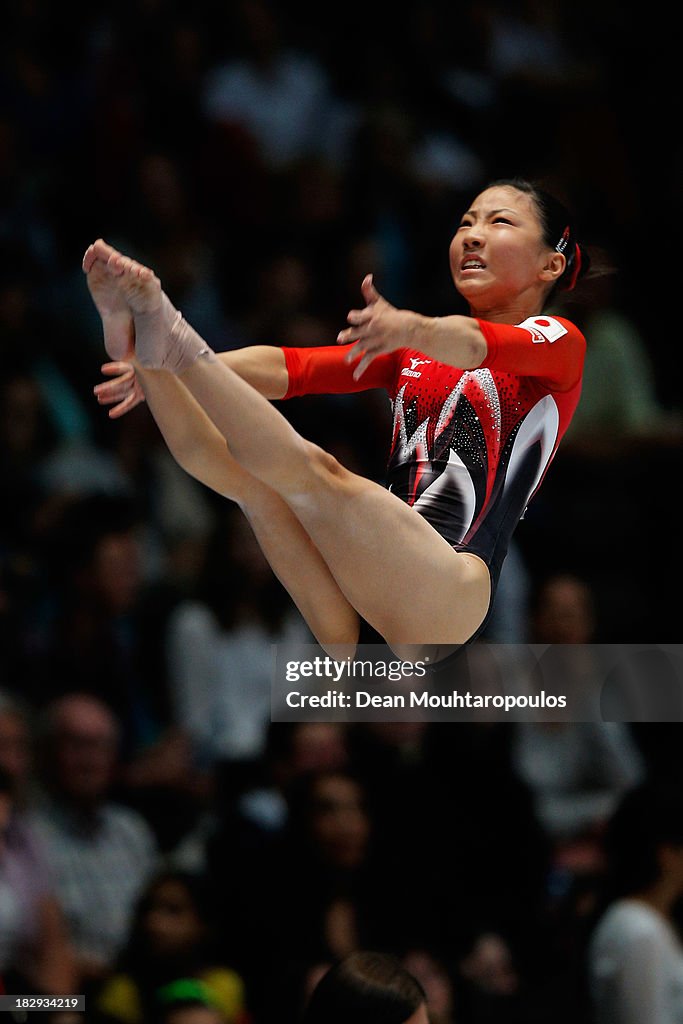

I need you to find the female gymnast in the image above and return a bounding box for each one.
[84,178,589,663]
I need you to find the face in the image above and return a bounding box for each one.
[142,879,206,954]
[92,532,141,614]
[309,774,370,869]
[449,185,562,312]
[51,700,119,802]
[289,723,348,776]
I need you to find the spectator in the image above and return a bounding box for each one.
[166,507,310,771]
[511,573,645,868]
[27,693,159,987]
[95,869,249,1024]
[0,763,77,996]
[589,781,683,1023]
[200,0,351,171]
[197,721,350,876]
[222,768,423,1021]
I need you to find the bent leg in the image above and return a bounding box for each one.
[176,353,490,650]
[101,246,491,651]
[138,365,363,651]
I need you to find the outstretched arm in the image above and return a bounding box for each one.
[95,343,289,420]
[337,275,584,388]
[336,275,487,377]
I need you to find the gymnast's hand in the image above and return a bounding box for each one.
[337,275,423,379]
[93,361,146,418]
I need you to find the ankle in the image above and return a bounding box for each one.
[135,292,214,374]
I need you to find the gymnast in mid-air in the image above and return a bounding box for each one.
[85,177,589,664]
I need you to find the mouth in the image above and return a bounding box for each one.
[460,256,487,272]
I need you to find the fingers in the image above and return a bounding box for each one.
[109,391,143,418]
[93,371,145,417]
[336,273,384,343]
[345,307,373,327]
[351,350,376,381]
[101,361,134,375]
[361,273,381,303]
[94,364,136,404]
[342,340,381,380]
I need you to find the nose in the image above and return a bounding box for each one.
[461,227,483,251]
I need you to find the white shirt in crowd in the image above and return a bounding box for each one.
[590,898,683,1024]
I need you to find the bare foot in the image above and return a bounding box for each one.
[103,247,163,316]
[82,239,136,361]
[86,240,209,372]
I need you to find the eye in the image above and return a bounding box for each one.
[492,216,512,224]
[457,220,471,230]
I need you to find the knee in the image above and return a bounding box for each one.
[301,441,349,489]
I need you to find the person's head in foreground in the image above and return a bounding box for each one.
[450,177,589,317]
[302,951,428,1024]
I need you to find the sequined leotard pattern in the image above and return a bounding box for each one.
[282,314,585,594]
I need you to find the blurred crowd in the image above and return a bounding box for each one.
[1,0,682,1021]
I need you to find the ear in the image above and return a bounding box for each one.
[539,251,566,285]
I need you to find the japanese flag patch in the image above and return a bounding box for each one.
[518,316,568,344]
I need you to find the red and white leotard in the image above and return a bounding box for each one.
[282,315,585,594]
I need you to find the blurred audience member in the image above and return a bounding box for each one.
[589,781,683,1023]
[166,508,310,771]
[201,0,352,170]
[95,870,248,1024]
[0,764,77,996]
[512,573,645,873]
[558,274,682,453]
[28,693,159,986]
[35,493,198,847]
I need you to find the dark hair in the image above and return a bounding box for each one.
[488,177,590,295]
[301,951,425,1024]
[602,781,683,900]
[0,764,14,797]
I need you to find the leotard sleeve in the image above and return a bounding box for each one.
[476,315,585,390]
[282,344,407,399]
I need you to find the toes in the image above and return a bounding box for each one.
[92,238,114,260]
[82,245,96,272]
[106,252,126,276]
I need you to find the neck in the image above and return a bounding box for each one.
[469,284,551,324]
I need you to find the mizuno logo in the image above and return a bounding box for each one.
[401,357,432,379]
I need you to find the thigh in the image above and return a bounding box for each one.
[285,447,492,651]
